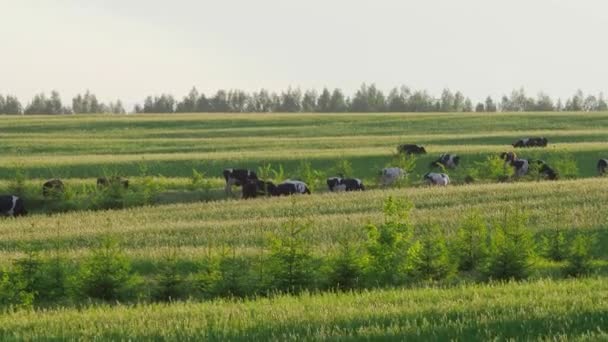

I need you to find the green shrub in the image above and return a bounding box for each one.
[11,249,43,303]
[564,234,596,277]
[550,153,579,179]
[405,224,453,282]
[8,165,28,197]
[331,159,354,178]
[454,211,489,271]
[540,227,568,262]
[0,270,34,309]
[294,161,324,192]
[266,201,314,294]
[153,254,186,302]
[484,209,535,281]
[327,241,364,291]
[79,238,134,301]
[475,155,512,182]
[364,196,414,286]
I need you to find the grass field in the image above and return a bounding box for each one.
[0,112,607,339]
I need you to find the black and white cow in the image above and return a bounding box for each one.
[512,137,548,148]
[270,180,311,196]
[379,167,405,186]
[42,179,65,198]
[326,177,365,192]
[223,168,258,195]
[242,180,276,199]
[597,159,608,176]
[509,159,558,180]
[398,144,427,155]
[430,153,460,169]
[0,195,27,217]
[423,172,450,186]
[97,176,129,189]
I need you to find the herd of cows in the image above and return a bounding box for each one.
[1,136,608,217]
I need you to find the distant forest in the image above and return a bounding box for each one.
[1,84,607,114]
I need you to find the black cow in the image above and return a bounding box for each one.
[242,180,276,199]
[97,176,129,189]
[430,153,460,169]
[511,159,558,180]
[0,195,27,217]
[270,180,311,196]
[532,160,558,180]
[223,168,257,194]
[597,159,608,176]
[327,177,365,192]
[512,137,548,148]
[42,179,65,198]
[398,144,427,155]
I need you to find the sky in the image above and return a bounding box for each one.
[1,0,607,109]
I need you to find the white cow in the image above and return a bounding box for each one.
[424,172,450,186]
[380,167,405,186]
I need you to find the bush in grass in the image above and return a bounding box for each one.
[484,209,535,280]
[215,250,251,298]
[36,255,69,303]
[266,200,314,294]
[540,227,568,262]
[258,163,285,183]
[454,211,489,271]
[475,155,513,182]
[331,159,354,178]
[11,249,43,303]
[79,238,134,301]
[564,233,596,277]
[364,196,414,286]
[7,165,28,198]
[327,241,364,291]
[0,269,34,309]
[153,254,187,302]
[195,257,222,299]
[294,160,324,192]
[550,153,579,179]
[405,224,454,282]
[189,168,212,193]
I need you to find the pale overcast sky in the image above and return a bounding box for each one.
[1,0,607,108]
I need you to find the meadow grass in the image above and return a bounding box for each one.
[0,277,606,341]
[1,112,608,339]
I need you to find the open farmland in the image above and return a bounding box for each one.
[1,112,608,339]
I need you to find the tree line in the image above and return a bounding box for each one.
[1,85,607,114]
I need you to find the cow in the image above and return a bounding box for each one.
[508,159,558,180]
[242,180,276,199]
[42,179,65,198]
[424,172,450,186]
[97,176,129,189]
[379,167,405,186]
[598,159,608,176]
[398,144,427,155]
[223,168,257,195]
[430,153,460,169]
[512,137,548,148]
[327,177,365,192]
[270,180,311,196]
[0,195,27,217]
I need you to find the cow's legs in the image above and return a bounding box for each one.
[225,178,237,195]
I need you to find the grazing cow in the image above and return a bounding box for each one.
[430,153,460,169]
[512,137,548,148]
[379,167,405,186]
[223,168,257,195]
[327,177,365,192]
[509,159,558,180]
[424,172,450,186]
[242,180,276,199]
[271,180,311,196]
[97,176,129,189]
[597,159,608,176]
[398,144,427,155]
[0,195,27,217]
[42,179,65,198]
